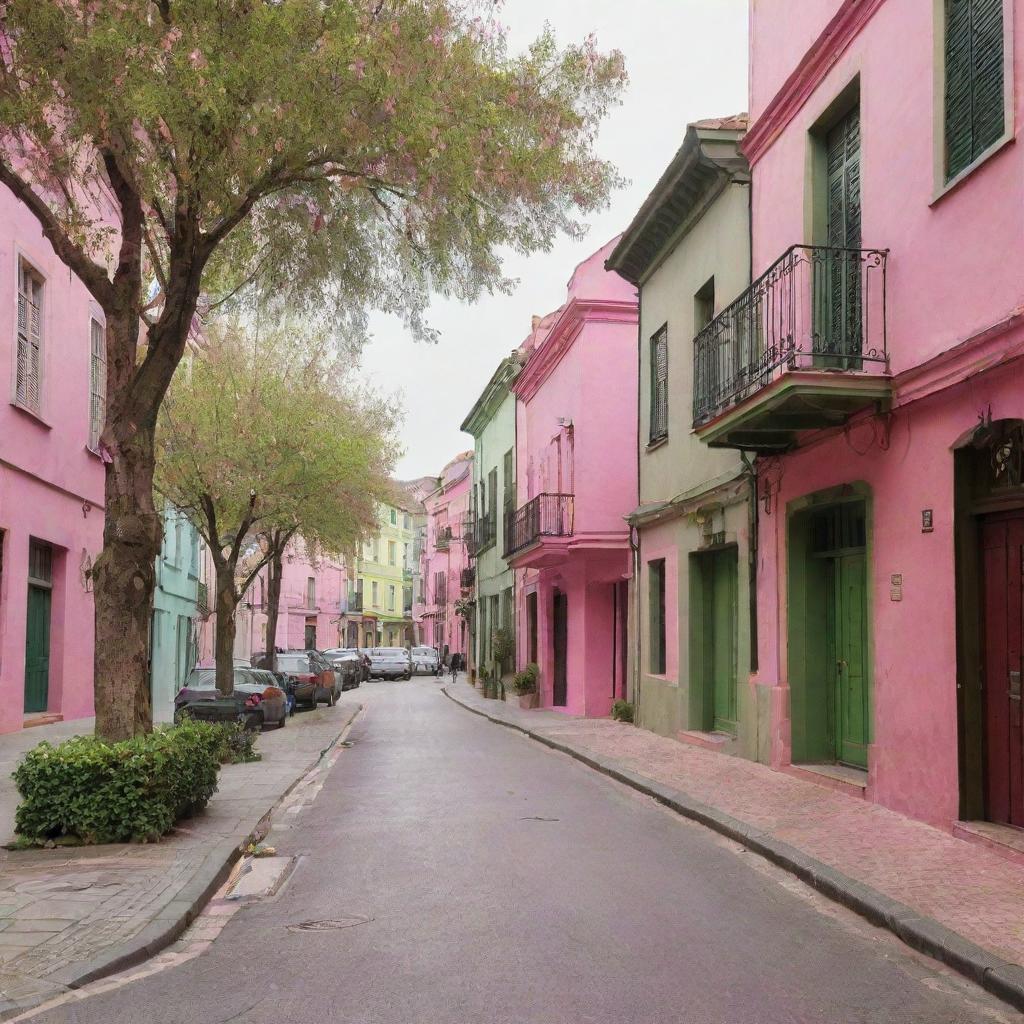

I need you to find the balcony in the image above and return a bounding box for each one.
[435,526,452,551]
[692,245,890,452]
[504,493,574,564]
[196,581,210,617]
[348,591,364,612]
[460,567,475,590]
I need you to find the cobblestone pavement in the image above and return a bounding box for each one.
[448,682,1024,976]
[0,697,361,1018]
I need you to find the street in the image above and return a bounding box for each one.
[20,680,1012,1024]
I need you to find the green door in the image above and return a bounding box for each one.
[24,584,51,713]
[711,549,738,733]
[830,552,869,768]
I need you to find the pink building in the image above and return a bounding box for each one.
[510,239,638,716]
[695,0,1024,831]
[198,540,348,663]
[0,181,106,730]
[419,454,473,659]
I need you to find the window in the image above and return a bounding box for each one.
[390,508,397,525]
[649,326,668,443]
[695,277,715,332]
[306,576,316,607]
[434,570,446,605]
[89,318,106,450]
[487,467,498,539]
[648,559,666,674]
[388,585,396,611]
[174,518,183,567]
[945,0,1006,181]
[16,261,43,413]
[372,581,380,607]
[388,540,397,566]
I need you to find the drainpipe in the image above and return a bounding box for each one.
[739,451,759,677]
[630,523,642,716]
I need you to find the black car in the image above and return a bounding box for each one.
[174,667,288,729]
[322,649,363,690]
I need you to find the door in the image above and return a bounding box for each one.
[553,591,568,707]
[820,106,862,364]
[710,549,738,733]
[981,511,1024,827]
[304,617,317,649]
[829,552,869,768]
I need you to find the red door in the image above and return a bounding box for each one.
[981,511,1024,827]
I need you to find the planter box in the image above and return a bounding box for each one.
[505,691,538,710]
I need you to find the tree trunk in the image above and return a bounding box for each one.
[214,563,239,696]
[265,551,284,672]
[90,344,163,742]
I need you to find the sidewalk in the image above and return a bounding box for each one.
[445,681,1024,1011]
[0,699,360,1019]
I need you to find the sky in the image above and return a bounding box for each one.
[359,0,750,480]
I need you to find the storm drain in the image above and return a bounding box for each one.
[286,914,373,933]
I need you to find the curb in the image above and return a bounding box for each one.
[3,706,362,1018]
[442,686,1024,1012]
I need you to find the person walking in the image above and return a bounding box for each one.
[449,652,461,681]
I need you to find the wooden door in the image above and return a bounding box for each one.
[981,512,1024,827]
[24,584,51,713]
[553,592,568,707]
[710,549,738,733]
[829,552,869,768]
[820,106,862,364]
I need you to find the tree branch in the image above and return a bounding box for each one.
[0,159,116,310]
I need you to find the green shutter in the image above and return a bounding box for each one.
[945,0,1005,181]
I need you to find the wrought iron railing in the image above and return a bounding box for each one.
[460,567,475,589]
[196,581,209,617]
[692,245,888,428]
[348,590,363,612]
[504,493,574,557]
[435,526,452,551]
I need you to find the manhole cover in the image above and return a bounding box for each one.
[286,915,372,932]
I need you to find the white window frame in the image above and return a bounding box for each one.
[388,584,396,611]
[14,257,44,416]
[88,315,106,452]
[932,0,1015,202]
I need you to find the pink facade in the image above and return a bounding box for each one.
[743,0,1024,827]
[511,238,638,717]
[419,454,472,658]
[0,182,106,731]
[198,540,348,664]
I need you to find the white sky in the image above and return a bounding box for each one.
[359,0,750,479]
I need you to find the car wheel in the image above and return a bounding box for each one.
[325,689,336,707]
[277,710,287,729]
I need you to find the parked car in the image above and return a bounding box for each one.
[174,667,287,729]
[253,651,335,708]
[322,649,364,690]
[368,647,413,680]
[299,649,343,702]
[411,646,440,675]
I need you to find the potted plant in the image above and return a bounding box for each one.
[507,663,540,709]
[491,626,516,697]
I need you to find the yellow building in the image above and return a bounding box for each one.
[345,495,418,648]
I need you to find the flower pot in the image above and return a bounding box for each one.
[518,692,539,710]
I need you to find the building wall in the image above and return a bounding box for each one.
[469,384,517,678]
[0,182,106,731]
[150,505,202,721]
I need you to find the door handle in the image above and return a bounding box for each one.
[837,659,847,673]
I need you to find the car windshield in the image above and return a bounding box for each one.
[375,648,406,656]
[182,668,257,689]
[412,648,435,657]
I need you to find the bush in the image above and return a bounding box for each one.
[611,699,635,724]
[491,626,515,667]
[510,662,539,695]
[13,720,229,845]
[211,721,262,764]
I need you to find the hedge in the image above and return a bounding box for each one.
[12,720,232,845]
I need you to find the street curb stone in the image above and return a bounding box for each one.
[1,707,360,1018]
[442,686,1024,1012]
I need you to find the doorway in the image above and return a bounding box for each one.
[690,547,738,734]
[980,511,1024,826]
[304,617,317,649]
[788,496,871,769]
[552,591,568,707]
[24,540,53,714]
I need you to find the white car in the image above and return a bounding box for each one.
[368,647,412,680]
[411,646,440,675]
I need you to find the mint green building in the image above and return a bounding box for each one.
[150,505,203,720]
[461,354,520,680]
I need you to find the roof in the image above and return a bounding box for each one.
[460,352,523,436]
[606,115,750,286]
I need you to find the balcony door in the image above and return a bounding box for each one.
[553,591,568,707]
[817,105,862,367]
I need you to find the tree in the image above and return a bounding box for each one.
[156,320,397,696]
[0,1,626,740]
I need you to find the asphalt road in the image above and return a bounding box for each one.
[27,680,1013,1023]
